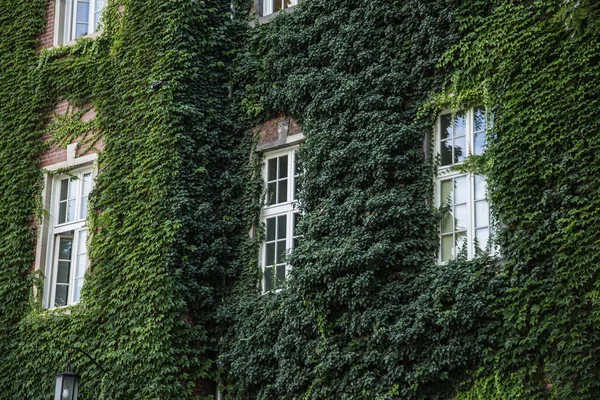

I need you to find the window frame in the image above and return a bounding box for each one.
[45,166,94,309]
[55,0,105,46]
[262,0,299,17]
[436,107,493,262]
[261,146,301,293]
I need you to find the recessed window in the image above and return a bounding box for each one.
[263,0,299,17]
[49,169,93,307]
[55,0,105,45]
[437,107,494,262]
[262,148,301,292]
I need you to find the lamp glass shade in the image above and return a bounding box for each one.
[55,372,80,400]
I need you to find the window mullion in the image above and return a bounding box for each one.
[89,0,94,34]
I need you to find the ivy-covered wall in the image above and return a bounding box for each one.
[0,0,248,398]
[2,0,600,399]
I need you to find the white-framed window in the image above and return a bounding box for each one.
[261,147,301,292]
[55,0,105,45]
[263,0,299,17]
[47,168,93,308]
[437,107,494,262]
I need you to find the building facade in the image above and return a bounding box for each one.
[1,0,599,399]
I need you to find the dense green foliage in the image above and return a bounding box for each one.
[0,0,248,398]
[447,1,600,398]
[221,1,503,398]
[2,0,600,398]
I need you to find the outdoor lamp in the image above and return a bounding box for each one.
[54,370,80,400]
[53,346,105,400]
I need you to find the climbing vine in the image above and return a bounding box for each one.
[2,0,600,399]
[0,0,248,398]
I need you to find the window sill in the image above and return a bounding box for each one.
[52,31,101,50]
[254,5,297,26]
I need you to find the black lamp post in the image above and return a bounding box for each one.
[54,347,105,400]
[54,351,79,400]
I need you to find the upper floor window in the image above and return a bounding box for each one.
[48,168,93,307]
[55,0,105,45]
[437,107,494,262]
[262,148,301,292]
[263,0,298,17]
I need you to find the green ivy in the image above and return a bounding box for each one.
[3,0,600,398]
[0,0,249,398]
[444,1,600,398]
[220,1,504,398]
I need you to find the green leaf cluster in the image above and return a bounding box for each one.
[0,0,250,398]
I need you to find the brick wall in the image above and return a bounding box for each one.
[41,101,103,168]
[39,1,55,51]
[256,116,303,149]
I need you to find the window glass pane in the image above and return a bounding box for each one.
[474,132,486,156]
[475,200,490,228]
[440,140,452,166]
[454,176,467,204]
[264,267,273,292]
[475,228,490,252]
[267,182,276,206]
[59,203,67,224]
[266,218,276,241]
[293,213,301,236]
[294,177,300,200]
[278,180,288,203]
[69,177,79,200]
[59,237,73,260]
[474,107,486,132]
[453,136,466,164]
[273,0,283,12]
[54,286,68,307]
[265,243,275,266]
[73,278,84,303]
[441,235,453,261]
[441,180,452,205]
[76,254,87,278]
[80,197,88,219]
[94,12,102,31]
[441,212,453,234]
[276,240,286,264]
[276,265,286,286]
[94,0,104,29]
[81,173,92,196]
[294,153,301,200]
[267,158,277,181]
[277,215,287,240]
[440,114,452,139]
[75,23,89,38]
[284,0,294,8]
[454,205,467,231]
[57,261,71,284]
[60,179,69,201]
[279,155,288,179]
[76,1,90,23]
[294,152,301,175]
[454,112,466,137]
[76,229,88,278]
[456,232,467,253]
[474,175,487,200]
[67,199,76,222]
